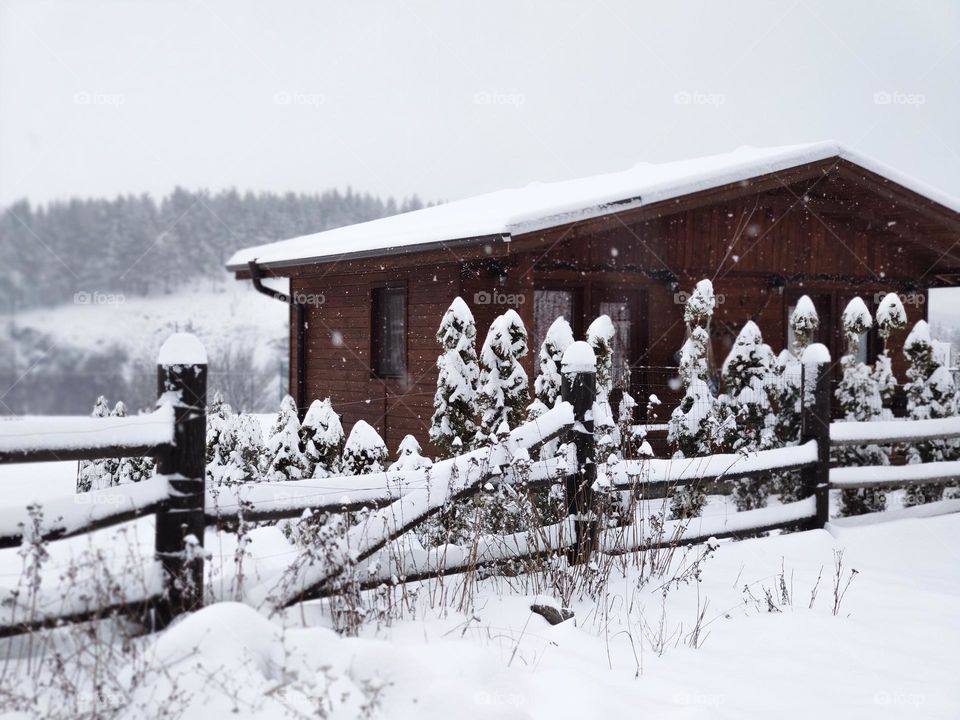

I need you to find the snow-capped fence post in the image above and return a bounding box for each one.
[154,332,208,627]
[800,343,832,528]
[561,341,598,564]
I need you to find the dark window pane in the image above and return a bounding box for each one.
[534,289,574,352]
[373,288,406,377]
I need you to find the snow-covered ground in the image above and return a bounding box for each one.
[0,455,957,719]
[180,514,960,719]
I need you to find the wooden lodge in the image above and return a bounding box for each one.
[228,142,960,454]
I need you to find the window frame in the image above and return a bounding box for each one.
[370,284,408,379]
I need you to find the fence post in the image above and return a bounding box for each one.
[800,343,832,529]
[154,332,207,627]
[560,341,597,564]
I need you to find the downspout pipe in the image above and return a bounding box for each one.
[247,260,307,420]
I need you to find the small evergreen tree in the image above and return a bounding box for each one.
[116,451,155,485]
[206,390,235,484]
[790,295,820,350]
[769,349,803,502]
[527,316,574,420]
[77,396,112,492]
[668,279,718,518]
[835,297,887,516]
[342,420,388,475]
[771,297,819,502]
[429,298,480,458]
[527,315,574,462]
[476,310,530,445]
[229,413,265,483]
[263,395,309,481]
[903,320,958,505]
[718,322,777,510]
[113,400,154,486]
[301,398,345,478]
[390,434,433,471]
[588,315,619,462]
[874,292,907,415]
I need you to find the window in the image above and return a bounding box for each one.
[372,287,406,377]
[533,289,577,353]
[598,300,632,389]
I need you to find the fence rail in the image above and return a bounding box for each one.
[0,406,175,464]
[0,340,958,637]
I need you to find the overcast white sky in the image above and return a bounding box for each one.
[2,0,959,210]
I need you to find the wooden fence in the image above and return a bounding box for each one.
[0,338,958,636]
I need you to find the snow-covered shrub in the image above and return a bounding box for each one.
[528,316,574,419]
[668,279,718,518]
[206,390,235,484]
[835,297,887,516]
[769,297,820,502]
[874,292,907,413]
[228,412,265,483]
[116,452,154,485]
[588,314,619,461]
[903,320,958,505]
[342,420,388,475]
[301,398,345,478]
[616,391,651,460]
[389,434,433,471]
[528,315,575,463]
[718,321,777,510]
[429,297,480,458]
[263,395,309,481]
[769,349,803,501]
[790,295,819,352]
[76,396,113,493]
[475,309,529,445]
[75,397,154,490]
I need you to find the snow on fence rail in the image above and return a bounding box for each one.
[830,460,960,489]
[2,340,960,637]
[830,416,960,446]
[0,405,175,464]
[602,441,818,491]
[0,476,171,548]
[206,448,577,526]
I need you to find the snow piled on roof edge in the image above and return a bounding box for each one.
[226,141,960,271]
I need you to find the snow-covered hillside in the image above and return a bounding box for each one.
[0,279,288,413]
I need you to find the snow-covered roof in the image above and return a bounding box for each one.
[226,141,960,272]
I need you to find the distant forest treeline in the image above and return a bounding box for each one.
[0,187,426,312]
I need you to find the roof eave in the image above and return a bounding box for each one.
[227,232,513,275]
